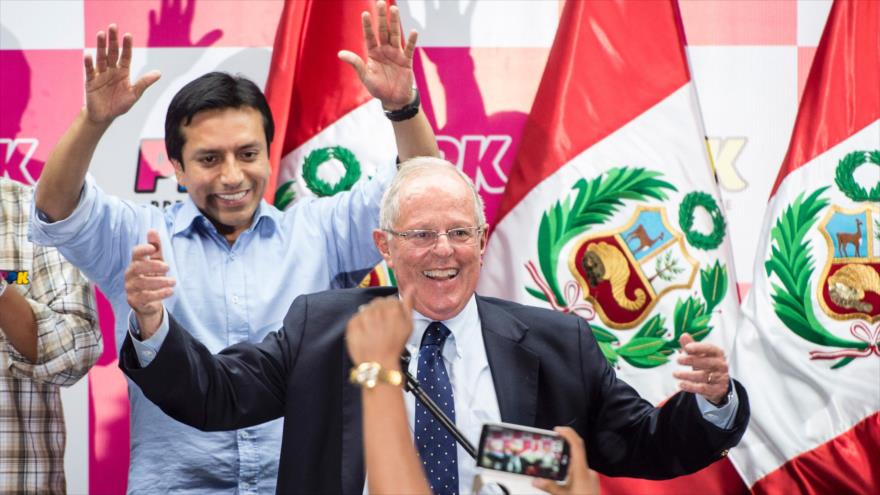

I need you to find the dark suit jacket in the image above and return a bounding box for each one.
[120,287,749,494]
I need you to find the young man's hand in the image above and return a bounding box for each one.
[125,229,174,339]
[84,24,161,125]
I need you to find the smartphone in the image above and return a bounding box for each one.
[476,422,570,481]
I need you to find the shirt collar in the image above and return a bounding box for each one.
[408,295,479,362]
[172,196,282,239]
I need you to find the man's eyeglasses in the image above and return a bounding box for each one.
[385,226,484,248]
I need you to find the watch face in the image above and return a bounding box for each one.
[354,363,380,388]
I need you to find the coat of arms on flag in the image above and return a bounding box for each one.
[520,166,731,370]
[763,150,880,369]
[728,1,879,491]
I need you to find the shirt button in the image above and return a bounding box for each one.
[240,430,249,439]
[141,350,154,358]
[232,295,240,305]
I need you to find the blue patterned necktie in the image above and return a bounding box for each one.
[415,321,458,495]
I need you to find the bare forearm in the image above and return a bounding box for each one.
[0,288,38,362]
[35,109,112,221]
[391,109,439,161]
[362,384,431,495]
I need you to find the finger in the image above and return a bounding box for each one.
[360,11,378,52]
[107,24,120,68]
[683,341,725,358]
[555,426,588,473]
[129,288,175,308]
[146,229,164,261]
[678,379,727,397]
[338,51,366,80]
[672,370,712,383]
[95,30,107,72]
[388,4,401,48]
[127,275,176,293]
[677,355,728,372]
[130,242,159,262]
[133,70,162,99]
[376,1,390,45]
[128,261,171,280]
[678,332,695,349]
[84,54,96,82]
[127,257,170,276]
[400,288,415,317]
[404,30,418,62]
[391,293,414,337]
[119,33,134,69]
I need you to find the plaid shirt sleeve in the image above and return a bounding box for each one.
[1,179,101,387]
[7,243,101,386]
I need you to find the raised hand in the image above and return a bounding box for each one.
[125,229,175,339]
[338,0,418,109]
[84,24,161,125]
[345,290,414,370]
[673,333,731,405]
[532,427,600,495]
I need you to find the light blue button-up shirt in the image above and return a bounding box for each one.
[29,165,394,494]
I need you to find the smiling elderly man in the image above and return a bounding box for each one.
[119,158,749,494]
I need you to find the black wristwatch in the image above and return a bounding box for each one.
[384,88,420,122]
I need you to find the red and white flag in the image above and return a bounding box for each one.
[479,1,744,493]
[728,1,880,492]
[265,0,397,211]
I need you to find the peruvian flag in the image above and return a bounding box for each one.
[264,0,397,210]
[728,1,880,492]
[478,0,745,493]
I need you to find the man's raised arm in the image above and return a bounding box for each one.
[35,24,160,222]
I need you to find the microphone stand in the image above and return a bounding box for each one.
[401,351,477,459]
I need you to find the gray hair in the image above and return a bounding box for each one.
[379,156,486,231]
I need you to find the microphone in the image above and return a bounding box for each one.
[400,349,477,459]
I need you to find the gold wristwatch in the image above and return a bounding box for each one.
[349,362,404,389]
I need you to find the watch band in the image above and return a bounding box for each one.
[349,362,404,389]
[384,88,420,122]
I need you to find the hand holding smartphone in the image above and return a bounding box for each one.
[477,422,570,481]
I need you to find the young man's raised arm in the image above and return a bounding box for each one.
[36,25,159,222]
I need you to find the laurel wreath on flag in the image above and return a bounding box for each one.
[590,261,728,368]
[765,187,871,369]
[274,181,297,210]
[834,150,880,202]
[678,191,726,250]
[302,146,363,197]
[525,167,729,368]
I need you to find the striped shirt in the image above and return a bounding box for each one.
[0,178,101,494]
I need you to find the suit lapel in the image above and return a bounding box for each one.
[477,296,540,427]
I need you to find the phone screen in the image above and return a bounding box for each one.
[477,423,570,481]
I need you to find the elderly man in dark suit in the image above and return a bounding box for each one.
[120,158,748,494]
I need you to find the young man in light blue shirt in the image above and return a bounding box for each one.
[30,2,437,493]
